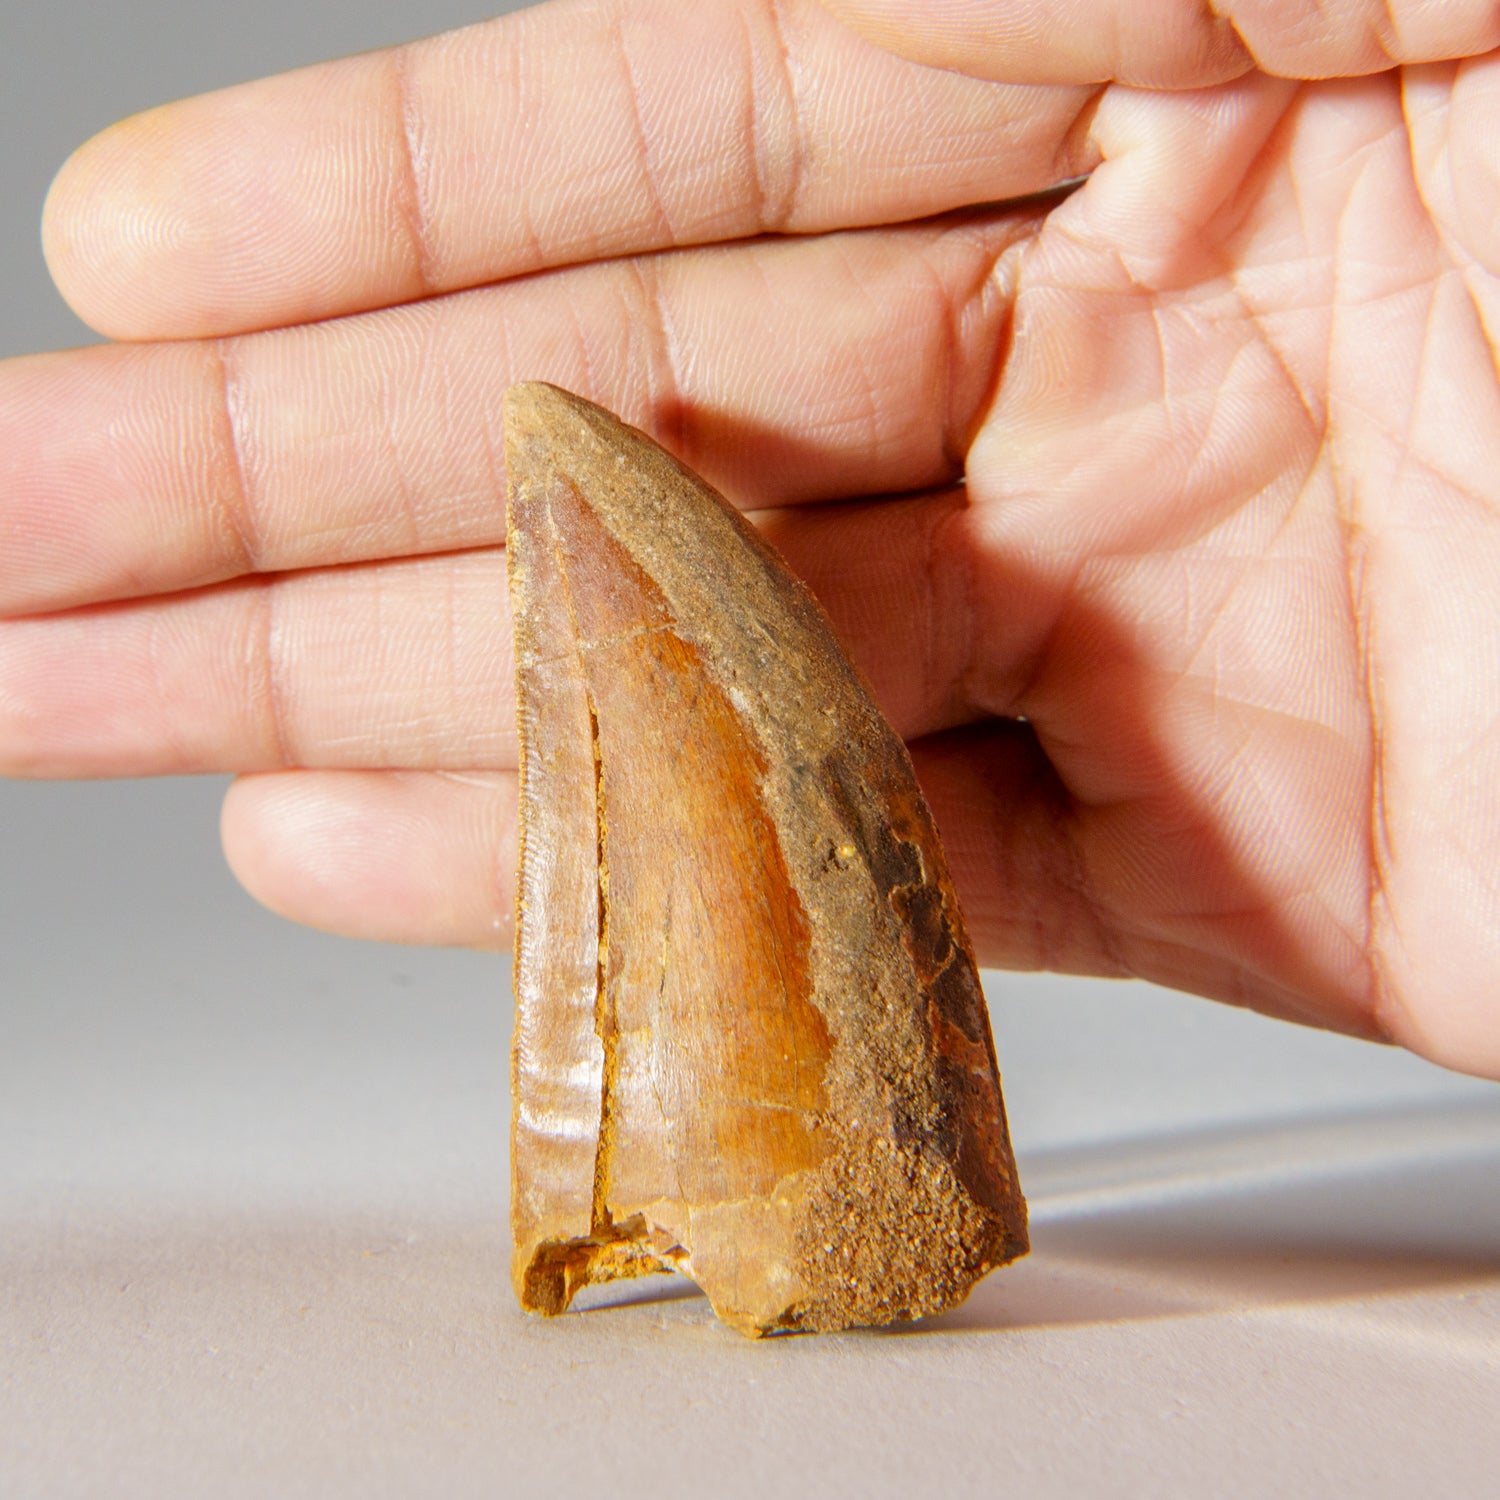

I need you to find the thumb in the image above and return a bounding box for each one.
[814,0,1500,87]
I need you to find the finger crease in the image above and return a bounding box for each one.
[1340,485,1395,1041]
[390,45,437,296]
[213,340,262,575]
[1055,85,1107,182]
[1208,2,1267,75]
[909,247,964,475]
[926,496,973,726]
[1374,0,1403,67]
[827,239,885,464]
[628,259,689,458]
[754,0,805,232]
[1061,810,1130,978]
[613,16,675,244]
[254,583,295,769]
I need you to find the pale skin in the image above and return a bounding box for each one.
[3,0,1499,1078]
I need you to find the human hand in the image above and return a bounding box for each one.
[3,0,1497,1077]
[813,0,1500,1082]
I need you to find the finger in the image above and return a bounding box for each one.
[43,0,1095,341]
[816,0,1500,88]
[1,210,1036,618]
[221,769,519,950]
[215,750,1123,957]
[0,491,984,780]
[218,748,1093,959]
[910,725,1381,1040]
[219,731,1377,1048]
[0,553,518,780]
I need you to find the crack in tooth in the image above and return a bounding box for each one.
[586,689,618,1237]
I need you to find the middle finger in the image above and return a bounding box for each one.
[0,209,1037,618]
[0,488,982,779]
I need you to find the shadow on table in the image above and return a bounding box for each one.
[921,1097,1500,1334]
[14,1099,1494,1346]
[571,1098,1500,1337]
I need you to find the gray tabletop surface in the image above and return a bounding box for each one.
[3,5,1498,1496]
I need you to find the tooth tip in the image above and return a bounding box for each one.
[504,380,593,433]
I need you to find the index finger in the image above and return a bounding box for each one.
[43,0,1097,341]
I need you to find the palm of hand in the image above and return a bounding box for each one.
[961,66,1500,1071]
[3,3,1497,1074]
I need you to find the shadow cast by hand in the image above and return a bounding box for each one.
[921,1099,1500,1335]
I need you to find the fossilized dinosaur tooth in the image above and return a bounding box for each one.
[504,382,1027,1337]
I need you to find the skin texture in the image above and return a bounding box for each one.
[2,0,1499,1078]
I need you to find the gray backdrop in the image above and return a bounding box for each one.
[3,5,1497,1496]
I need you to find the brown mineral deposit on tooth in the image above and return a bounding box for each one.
[504,382,1027,1336]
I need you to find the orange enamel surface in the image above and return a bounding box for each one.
[504,383,1026,1334]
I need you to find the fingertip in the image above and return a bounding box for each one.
[43,105,194,341]
[221,770,516,950]
[220,773,304,928]
[221,771,410,944]
[41,56,422,342]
